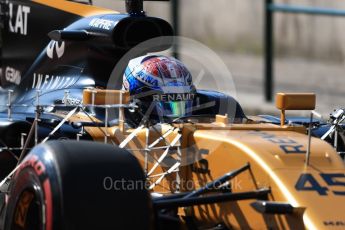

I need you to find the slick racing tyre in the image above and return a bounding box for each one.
[4,141,152,230]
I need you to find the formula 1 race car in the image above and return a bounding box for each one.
[0,0,344,229]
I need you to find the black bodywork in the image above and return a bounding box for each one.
[0,0,172,135]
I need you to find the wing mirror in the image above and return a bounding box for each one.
[275,93,316,126]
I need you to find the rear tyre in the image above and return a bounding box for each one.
[4,140,152,230]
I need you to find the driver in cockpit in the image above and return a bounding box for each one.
[122,55,246,126]
[123,55,196,124]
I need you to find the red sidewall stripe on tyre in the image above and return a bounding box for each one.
[43,179,53,230]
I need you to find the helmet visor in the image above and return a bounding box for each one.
[157,100,193,118]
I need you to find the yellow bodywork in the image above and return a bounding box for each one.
[70,117,344,229]
[190,125,345,229]
[67,90,345,229]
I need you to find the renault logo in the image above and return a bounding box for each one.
[47,41,65,59]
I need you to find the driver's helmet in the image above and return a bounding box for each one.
[123,55,196,121]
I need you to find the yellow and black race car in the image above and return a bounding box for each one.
[0,0,344,229]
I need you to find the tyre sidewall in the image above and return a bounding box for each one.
[5,152,61,230]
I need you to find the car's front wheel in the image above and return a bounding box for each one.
[4,140,152,230]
